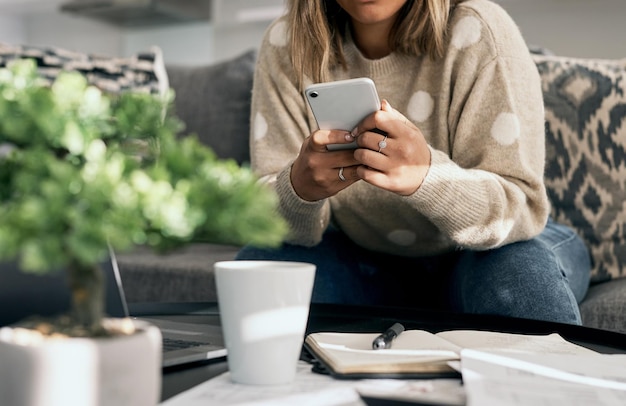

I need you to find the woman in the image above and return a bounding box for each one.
[237,0,591,324]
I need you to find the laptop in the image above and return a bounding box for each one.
[0,251,227,368]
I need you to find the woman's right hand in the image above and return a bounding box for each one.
[290,129,361,201]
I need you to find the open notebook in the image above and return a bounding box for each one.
[0,250,226,368]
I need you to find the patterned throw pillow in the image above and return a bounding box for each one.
[533,54,626,283]
[0,43,168,97]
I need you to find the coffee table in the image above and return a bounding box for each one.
[130,302,626,402]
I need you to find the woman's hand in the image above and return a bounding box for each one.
[290,99,431,201]
[290,128,361,201]
[352,99,431,196]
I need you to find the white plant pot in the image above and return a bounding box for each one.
[0,318,162,406]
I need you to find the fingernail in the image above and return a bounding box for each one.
[345,132,354,141]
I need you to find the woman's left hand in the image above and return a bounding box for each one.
[351,99,431,196]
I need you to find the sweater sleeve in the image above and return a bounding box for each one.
[249,18,331,246]
[405,3,550,249]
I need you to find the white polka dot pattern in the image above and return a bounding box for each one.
[491,112,520,146]
[254,112,268,141]
[451,16,482,50]
[269,21,288,47]
[407,91,435,123]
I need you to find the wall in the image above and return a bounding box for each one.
[123,21,272,66]
[495,0,625,59]
[23,12,124,58]
[0,16,25,45]
[123,23,214,66]
[17,10,269,66]
[5,0,277,66]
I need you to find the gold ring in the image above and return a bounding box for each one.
[338,167,346,181]
[378,135,388,153]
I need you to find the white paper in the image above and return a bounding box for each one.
[461,350,626,406]
[160,361,364,406]
[463,372,626,406]
[160,360,466,406]
[438,330,597,355]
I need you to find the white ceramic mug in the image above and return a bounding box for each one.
[214,260,316,385]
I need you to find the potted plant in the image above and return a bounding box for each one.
[0,59,287,405]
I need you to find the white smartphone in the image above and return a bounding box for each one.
[305,77,381,150]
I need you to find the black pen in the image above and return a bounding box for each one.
[372,322,405,350]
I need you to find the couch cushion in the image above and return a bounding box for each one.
[534,54,626,283]
[580,278,626,334]
[165,50,257,165]
[0,42,168,97]
[116,243,240,303]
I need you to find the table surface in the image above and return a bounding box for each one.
[128,302,626,402]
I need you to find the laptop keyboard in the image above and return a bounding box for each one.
[162,337,210,352]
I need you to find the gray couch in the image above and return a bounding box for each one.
[117,49,626,335]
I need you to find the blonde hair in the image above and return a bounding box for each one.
[287,0,466,89]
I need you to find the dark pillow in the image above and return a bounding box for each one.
[0,42,167,96]
[534,54,626,283]
[165,50,257,165]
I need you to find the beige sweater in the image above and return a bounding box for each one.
[249,0,549,256]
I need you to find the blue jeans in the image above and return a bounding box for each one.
[235,219,591,325]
